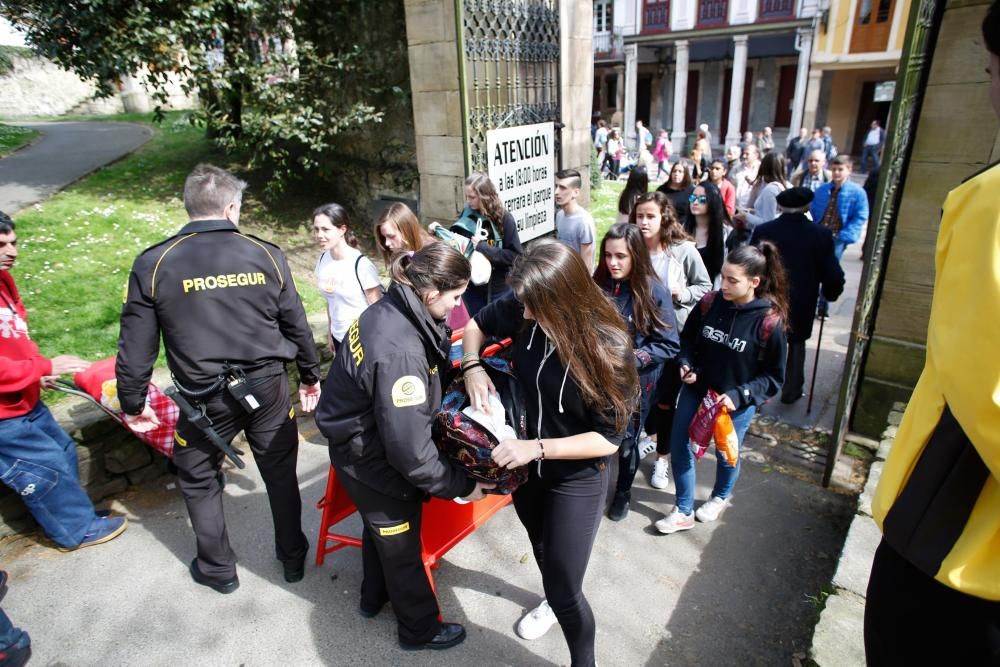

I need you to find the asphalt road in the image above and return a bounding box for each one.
[0,417,852,666]
[0,121,152,214]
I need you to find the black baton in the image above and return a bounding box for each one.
[165,386,246,469]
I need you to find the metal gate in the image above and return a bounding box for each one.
[458,0,562,173]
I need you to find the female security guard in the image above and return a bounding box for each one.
[315,243,492,651]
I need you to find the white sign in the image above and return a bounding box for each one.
[487,122,555,242]
[874,81,896,103]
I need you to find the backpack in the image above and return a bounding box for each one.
[698,290,780,362]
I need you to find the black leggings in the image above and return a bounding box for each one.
[651,360,683,456]
[513,464,608,667]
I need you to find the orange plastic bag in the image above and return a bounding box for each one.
[713,406,739,467]
[688,389,723,461]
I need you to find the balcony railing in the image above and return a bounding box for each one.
[643,1,671,33]
[758,0,796,20]
[698,0,728,25]
[593,31,624,58]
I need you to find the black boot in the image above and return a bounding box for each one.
[608,491,630,521]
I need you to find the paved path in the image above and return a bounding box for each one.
[0,121,152,214]
[0,418,852,666]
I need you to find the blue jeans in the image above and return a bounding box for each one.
[0,402,97,547]
[669,385,757,515]
[861,144,880,172]
[833,239,849,261]
[0,607,28,651]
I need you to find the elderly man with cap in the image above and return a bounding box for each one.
[749,187,845,404]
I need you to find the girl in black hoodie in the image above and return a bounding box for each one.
[654,242,788,535]
[462,239,637,667]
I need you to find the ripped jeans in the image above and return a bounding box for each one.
[0,402,97,547]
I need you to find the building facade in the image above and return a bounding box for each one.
[594,0,909,156]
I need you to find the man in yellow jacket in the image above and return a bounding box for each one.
[864,5,1000,662]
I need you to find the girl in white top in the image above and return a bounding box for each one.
[313,203,383,353]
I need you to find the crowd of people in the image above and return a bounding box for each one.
[2,110,878,667]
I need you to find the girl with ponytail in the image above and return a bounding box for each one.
[312,203,383,353]
[653,241,789,535]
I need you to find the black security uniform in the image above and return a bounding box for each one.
[116,219,321,582]
[315,282,476,645]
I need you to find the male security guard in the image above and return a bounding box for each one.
[116,164,321,593]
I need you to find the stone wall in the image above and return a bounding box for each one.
[854,0,1000,436]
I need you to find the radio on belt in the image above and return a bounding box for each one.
[225,366,260,413]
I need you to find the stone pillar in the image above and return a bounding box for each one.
[671,40,689,155]
[404,0,465,223]
[724,35,749,148]
[624,43,638,149]
[560,0,595,203]
[614,63,625,126]
[802,69,823,134]
[649,72,663,133]
[788,27,814,142]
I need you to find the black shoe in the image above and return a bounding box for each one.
[282,557,305,583]
[359,600,387,618]
[189,559,240,594]
[399,623,466,651]
[608,493,630,522]
[780,392,805,405]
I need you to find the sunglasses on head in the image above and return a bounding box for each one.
[688,194,707,204]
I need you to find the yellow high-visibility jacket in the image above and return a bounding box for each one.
[872,161,1000,600]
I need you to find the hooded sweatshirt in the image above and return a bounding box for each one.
[678,291,787,410]
[474,294,629,481]
[0,271,52,419]
[600,276,680,378]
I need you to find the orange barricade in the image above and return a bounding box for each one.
[314,330,513,592]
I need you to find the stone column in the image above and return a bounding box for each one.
[671,40,689,155]
[724,35,749,148]
[802,69,823,134]
[788,27,814,142]
[560,0,595,203]
[624,43,638,149]
[614,63,625,126]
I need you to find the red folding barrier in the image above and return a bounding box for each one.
[314,330,513,592]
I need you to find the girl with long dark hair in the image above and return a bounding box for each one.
[593,223,679,521]
[655,161,694,229]
[630,192,712,492]
[313,203,383,354]
[616,166,649,223]
[462,239,637,667]
[685,181,729,286]
[654,242,789,534]
[734,152,788,238]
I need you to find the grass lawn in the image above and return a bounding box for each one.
[11,111,330,375]
[0,123,39,156]
[589,178,625,242]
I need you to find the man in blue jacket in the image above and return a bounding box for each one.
[809,155,869,261]
[751,187,845,403]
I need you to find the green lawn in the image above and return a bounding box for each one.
[12,112,328,371]
[589,178,625,242]
[0,123,39,156]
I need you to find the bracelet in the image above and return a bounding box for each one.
[463,366,486,377]
[462,352,480,362]
[536,438,545,461]
[461,361,484,372]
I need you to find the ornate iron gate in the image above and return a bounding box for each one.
[458,0,562,173]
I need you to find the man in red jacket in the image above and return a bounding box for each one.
[0,212,127,550]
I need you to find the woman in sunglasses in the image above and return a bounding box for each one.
[684,181,730,288]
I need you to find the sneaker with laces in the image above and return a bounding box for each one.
[637,433,655,458]
[515,599,558,640]
[695,496,730,523]
[654,507,695,534]
[649,457,669,489]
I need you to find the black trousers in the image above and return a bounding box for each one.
[173,373,308,580]
[336,473,440,644]
[615,368,660,496]
[864,539,1000,665]
[782,340,807,402]
[653,360,683,457]
[513,464,608,667]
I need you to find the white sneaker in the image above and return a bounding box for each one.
[654,507,695,534]
[650,457,669,489]
[695,496,730,523]
[515,599,558,640]
[637,432,655,458]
